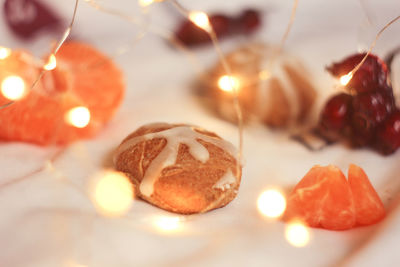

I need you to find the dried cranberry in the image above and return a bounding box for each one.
[3,0,63,40]
[320,93,353,132]
[238,9,261,34]
[349,91,392,146]
[175,8,262,47]
[326,53,389,93]
[175,14,230,46]
[375,110,400,155]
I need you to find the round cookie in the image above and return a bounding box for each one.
[113,123,242,214]
[200,43,317,127]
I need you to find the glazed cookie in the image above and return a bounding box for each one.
[200,43,317,127]
[114,123,241,214]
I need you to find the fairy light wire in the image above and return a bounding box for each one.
[345,15,400,83]
[84,0,204,74]
[278,0,298,54]
[0,0,80,110]
[169,0,244,174]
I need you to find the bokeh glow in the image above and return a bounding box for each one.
[65,106,91,128]
[92,170,133,217]
[189,11,211,32]
[1,75,26,100]
[153,216,183,233]
[0,47,11,60]
[285,220,311,247]
[218,75,240,93]
[340,73,352,86]
[257,189,287,218]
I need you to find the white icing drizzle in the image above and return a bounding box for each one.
[257,50,300,125]
[213,170,236,191]
[115,125,239,197]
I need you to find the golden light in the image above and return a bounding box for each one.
[153,216,183,233]
[1,75,26,100]
[218,75,240,92]
[340,73,353,86]
[189,11,211,32]
[64,106,91,128]
[257,189,286,218]
[138,0,154,7]
[285,220,311,247]
[43,54,57,70]
[0,47,11,60]
[92,170,133,217]
[259,70,271,80]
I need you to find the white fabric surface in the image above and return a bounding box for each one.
[1,0,400,266]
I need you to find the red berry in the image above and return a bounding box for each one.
[350,92,392,146]
[175,14,230,46]
[327,53,389,93]
[238,9,261,33]
[320,93,353,131]
[4,0,63,39]
[375,110,400,155]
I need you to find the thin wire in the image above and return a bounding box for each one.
[0,0,80,110]
[169,0,244,174]
[348,15,400,78]
[277,0,299,54]
[84,0,204,74]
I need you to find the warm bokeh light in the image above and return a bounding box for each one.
[153,216,183,233]
[189,11,211,32]
[259,70,271,80]
[285,220,311,247]
[92,170,133,217]
[64,106,91,128]
[44,54,57,70]
[257,189,286,218]
[138,0,154,7]
[0,47,11,60]
[1,75,26,100]
[218,75,240,93]
[340,73,352,86]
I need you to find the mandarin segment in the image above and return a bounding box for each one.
[285,165,355,230]
[0,41,124,145]
[348,164,385,225]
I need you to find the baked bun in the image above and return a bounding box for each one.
[114,123,241,214]
[200,43,317,127]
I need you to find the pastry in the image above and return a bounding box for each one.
[113,122,241,214]
[199,43,317,127]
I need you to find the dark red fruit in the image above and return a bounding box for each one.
[175,14,230,46]
[175,9,262,46]
[375,110,400,155]
[327,53,389,93]
[3,0,63,40]
[350,92,393,146]
[238,9,261,33]
[320,93,353,131]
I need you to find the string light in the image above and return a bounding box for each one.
[138,0,154,7]
[188,11,211,32]
[64,106,91,128]
[339,73,353,86]
[257,189,287,218]
[218,75,240,93]
[43,54,57,71]
[285,220,311,247]
[92,170,134,217]
[0,47,11,60]
[153,216,183,233]
[341,15,400,87]
[1,75,26,100]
